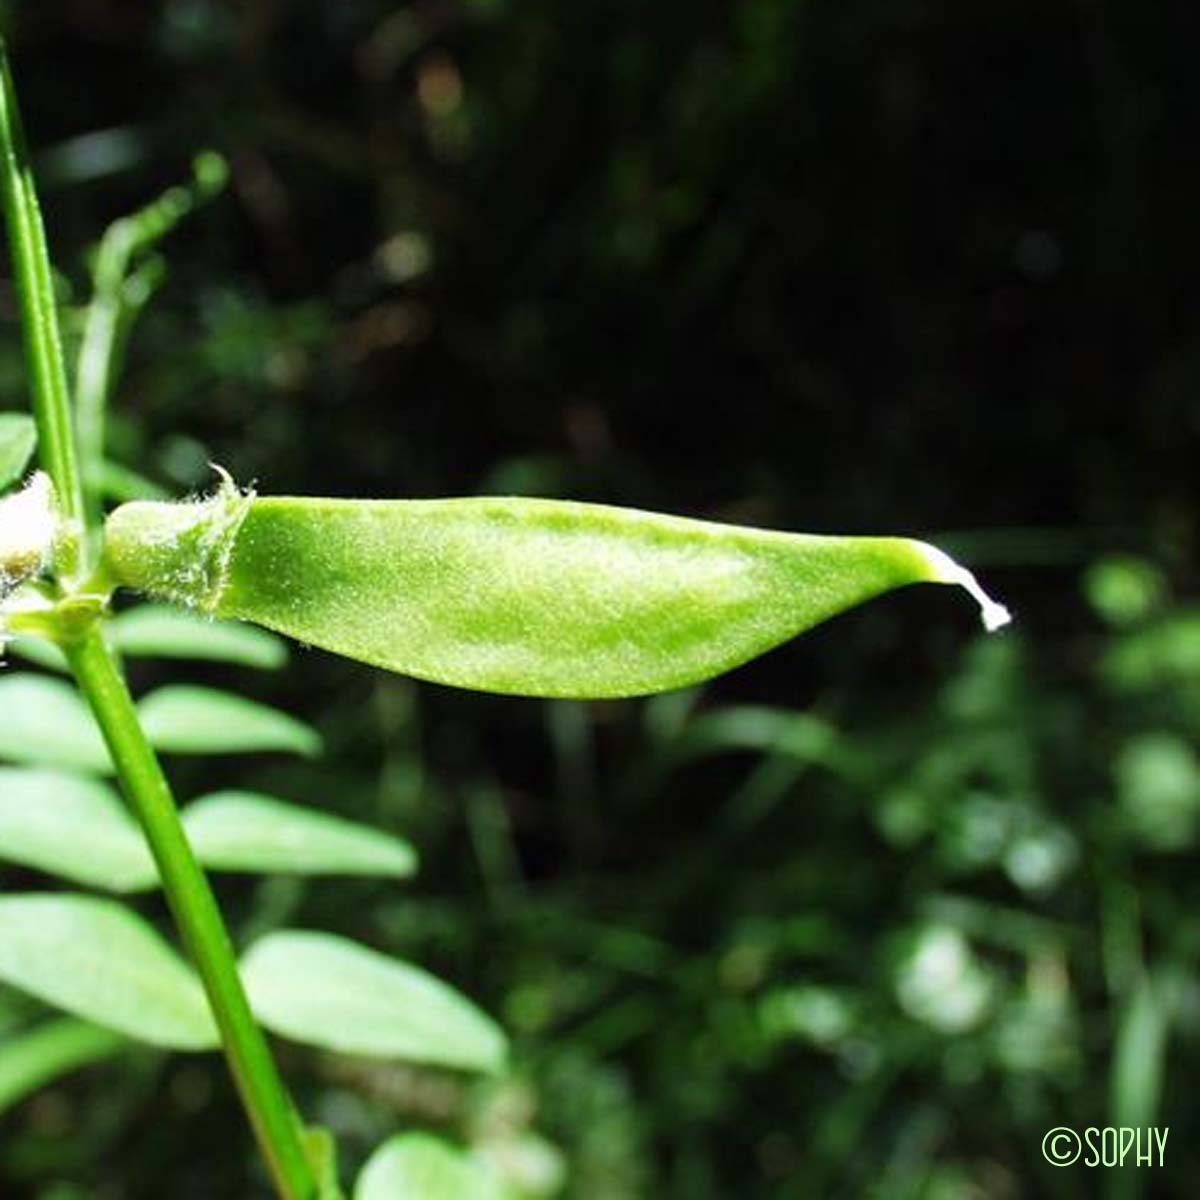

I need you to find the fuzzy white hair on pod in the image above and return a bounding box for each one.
[0,472,56,596]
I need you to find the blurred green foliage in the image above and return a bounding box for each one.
[1,1,1197,1197]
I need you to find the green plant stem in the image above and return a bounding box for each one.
[0,40,314,1199]
[76,154,225,523]
[66,628,316,1200]
[76,228,165,523]
[0,42,84,556]
[74,268,124,522]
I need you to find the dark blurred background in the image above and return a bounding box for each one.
[1,1,1198,1197]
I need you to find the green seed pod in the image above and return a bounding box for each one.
[103,476,1009,699]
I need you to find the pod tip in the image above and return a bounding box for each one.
[918,543,1012,632]
[978,594,1013,633]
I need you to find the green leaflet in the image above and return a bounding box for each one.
[0,675,111,771]
[0,894,218,1050]
[355,1134,499,1200]
[137,685,321,758]
[110,604,288,669]
[0,767,150,890]
[96,459,171,503]
[240,931,508,1073]
[0,412,36,491]
[103,481,1010,700]
[0,1018,124,1114]
[304,1126,346,1200]
[4,635,69,671]
[182,791,416,880]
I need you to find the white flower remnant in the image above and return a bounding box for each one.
[0,472,55,597]
[919,543,1012,632]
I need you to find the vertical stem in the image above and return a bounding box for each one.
[0,42,83,555]
[0,37,316,1200]
[66,630,316,1200]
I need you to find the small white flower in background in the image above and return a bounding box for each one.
[0,472,55,597]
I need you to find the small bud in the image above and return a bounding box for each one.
[0,472,55,596]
